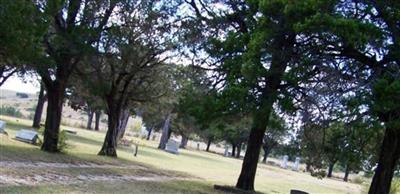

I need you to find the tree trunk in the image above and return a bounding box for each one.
[236,143,242,158]
[98,100,121,157]
[327,162,335,178]
[86,110,94,130]
[32,83,46,128]
[343,164,350,182]
[206,138,212,152]
[146,126,153,140]
[235,38,290,190]
[180,135,188,149]
[368,127,400,194]
[262,145,271,163]
[117,109,130,139]
[158,112,171,149]
[41,84,65,152]
[231,144,236,157]
[94,110,101,131]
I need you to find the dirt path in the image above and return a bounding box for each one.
[0,161,193,186]
[0,161,146,170]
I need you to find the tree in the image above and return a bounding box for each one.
[77,1,178,156]
[186,0,336,190]
[300,1,400,192]
[32,81,47,128]
[262,112,288,163]
[0,0,44,86]
[324,122,346,178]
[26,0,120,152]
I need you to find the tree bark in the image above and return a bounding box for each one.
[32,83,46,128]
[343,164,350,182]
[236,143,242,158]
[368,127,400,194]
[86,110,94,130]
[94,110,101,131]
[231,144,236,157]
[327,162,335,178]
[158,112,171,149]
[117,109,130,139]
[146,126,153,140]
[206,138,212,152]
[98,98,121,157]
[262,145,271,163]
[180,135,188,149]
[41,84,65,152]
[235,34,291,190]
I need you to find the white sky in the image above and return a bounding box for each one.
[0,75,39,94]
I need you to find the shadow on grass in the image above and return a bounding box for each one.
[67,133,104,147]
[179,150,225,164]
[0,141,138,166]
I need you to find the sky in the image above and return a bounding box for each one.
[0,75,39,94]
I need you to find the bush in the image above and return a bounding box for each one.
[58,130,69,152]
[37,127,69,152]
[16,92,29,98]
[352,176,365,184]
[311,169,327,179]
[0,106,23,118]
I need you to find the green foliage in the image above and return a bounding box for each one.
[0,106,23,118]
[57,130,69,152]
[372,78,400,129]
[390,179,400,194]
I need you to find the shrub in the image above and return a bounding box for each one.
[16,92,29,98]
[37,127,69,152]
[352,176,365,184]
[0,106,23,118]
[58,130,69,152]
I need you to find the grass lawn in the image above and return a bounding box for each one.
[0,115,363,194]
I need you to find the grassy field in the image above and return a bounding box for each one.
[0,115,363,194]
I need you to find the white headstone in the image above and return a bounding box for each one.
[0,120,6,134]
[165,139,179,154]
[15,129,39,144]
[292,157,300,171]
[224,145,230,157]
[140,127,148,138]
[281,155,288,169]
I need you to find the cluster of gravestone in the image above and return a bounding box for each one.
[281,155,301,171]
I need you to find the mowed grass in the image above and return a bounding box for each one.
[0,115,362,194]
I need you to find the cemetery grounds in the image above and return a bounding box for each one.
[0,115,364,194]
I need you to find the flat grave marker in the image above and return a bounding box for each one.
[15,129,39,144]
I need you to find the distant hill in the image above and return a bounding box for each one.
[0,89,36,99]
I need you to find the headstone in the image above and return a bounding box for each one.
[292,157,300,171]
[224,145,229,157]
[165,139,179,154]
[197,143,200,150]
[290,190,309,194]
[140,127,148,138]
[281,155,288,169]
[64,129,77,134]
[0,120,7,135]
[15,129,39,144]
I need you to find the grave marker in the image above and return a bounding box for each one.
[281,155,288,169]
[292,157,300,171]
[165,139,179,154]
[15,129,39,144]
[0,120,7,135]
